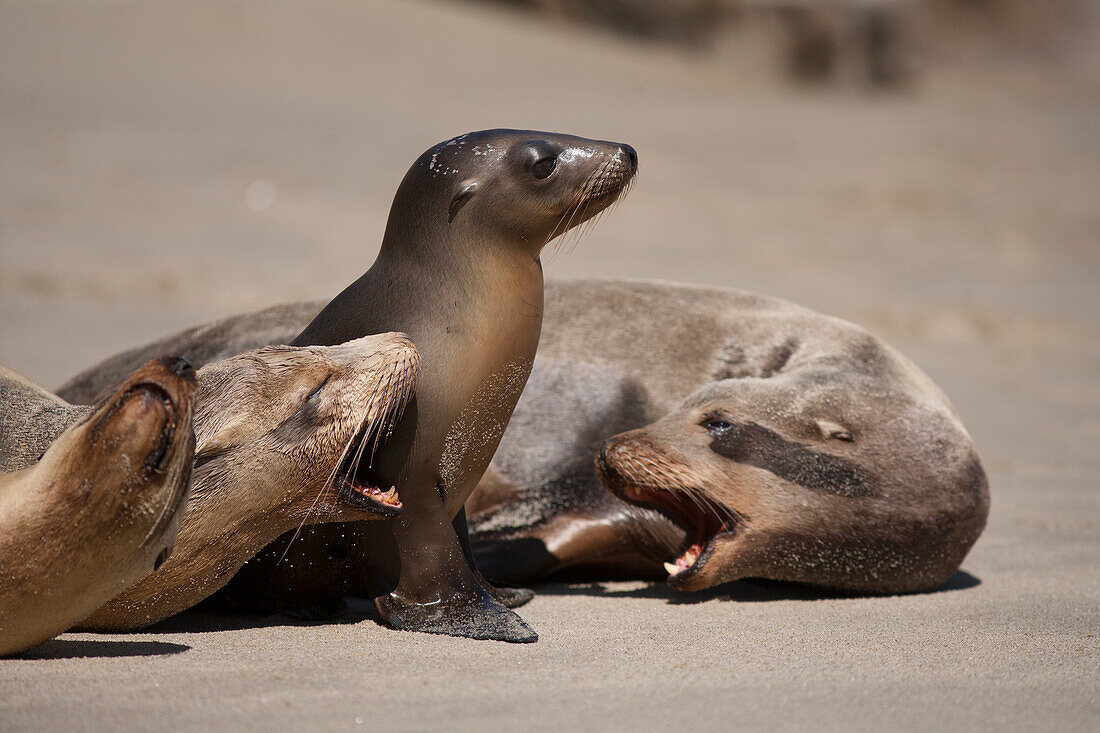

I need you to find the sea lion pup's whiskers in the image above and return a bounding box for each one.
[290,348,419,556]
[547,153,630,259]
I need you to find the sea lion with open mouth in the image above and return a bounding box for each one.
[61,130,637,642]
[0,358,196,656]
[78,333,418,630]
[18,335,416,631]
[468,279,989,594]
[59,276,988,601]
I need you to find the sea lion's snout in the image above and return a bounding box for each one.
[619,144,638,172]
[158,355,196,382]
[90,357,197,477]
[596,430,740,590]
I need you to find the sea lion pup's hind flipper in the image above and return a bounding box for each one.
[369,499,538,643]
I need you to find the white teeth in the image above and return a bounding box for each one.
[383,487,397,499]
[666,543,704,576]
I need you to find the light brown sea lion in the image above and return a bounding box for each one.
[63,130,638,642]
[18,336,416,631]
[0,358,196,657]
[78,334,418,630]
[468,279,989,594]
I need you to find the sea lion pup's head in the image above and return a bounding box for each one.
[597,362,990,595]
[386,129,637,258]
[190,333,419,521]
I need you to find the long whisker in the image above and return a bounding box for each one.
[276,351,418,565]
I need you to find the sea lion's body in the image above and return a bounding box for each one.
[29,336,417,631]
[470,280,989,593]
[0,358,196,656]
[57,279,989,598]
[61,130,637,641]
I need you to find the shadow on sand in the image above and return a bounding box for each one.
[121,597,386,635]
[14,639,191,660]
[533,569,982,604]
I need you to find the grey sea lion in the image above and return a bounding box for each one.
[58,278,988,599]
[61,130,637,642]
[0,358,196,657]
[468,279,989,594]
[40,335,416,631]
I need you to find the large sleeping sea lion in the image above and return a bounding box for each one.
[63,130,637,642]
[58,278,988,602]
[22,335,418,631]
[0,358,195,656]
[469,279,989,594]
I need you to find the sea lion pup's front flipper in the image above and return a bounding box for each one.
[453,507,534,608]
[370,501,538,642]
[0,358,196,657]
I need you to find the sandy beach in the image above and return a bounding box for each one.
[0,1,1097,729]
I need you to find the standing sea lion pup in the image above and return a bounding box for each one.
[0,358,195,657]
[469,280,990,595]
[262,130,637,642]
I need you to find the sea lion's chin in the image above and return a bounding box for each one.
[611,481,738,591]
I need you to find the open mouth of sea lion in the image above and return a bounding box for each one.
[612,483,738,586]
[332,415,403,518]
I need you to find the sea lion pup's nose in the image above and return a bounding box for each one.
[619,144,638,171]
[158,356,196,382]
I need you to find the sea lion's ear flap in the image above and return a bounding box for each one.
[448,181,478,223]
[816,419,854,442]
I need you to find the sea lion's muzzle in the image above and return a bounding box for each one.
[596,432,739,587]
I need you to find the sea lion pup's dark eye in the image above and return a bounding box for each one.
[701,417,734,435]
[531,156,556,179]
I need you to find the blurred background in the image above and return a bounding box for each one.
[1,0,1095,381]
[1,0,1097,465]
[2,0,1096,488]
[1,2,1095,727]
